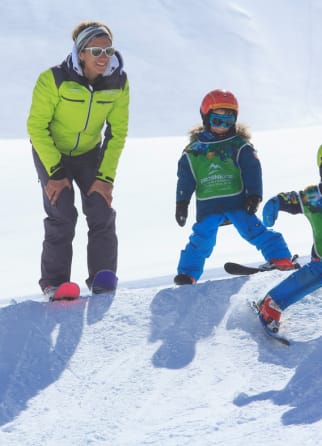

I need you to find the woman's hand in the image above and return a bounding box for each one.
[45,178,72,205]
[87,179,113,207]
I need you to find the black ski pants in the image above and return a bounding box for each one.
[33,147,117,291]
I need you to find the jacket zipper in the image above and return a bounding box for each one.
[69,85,94,155]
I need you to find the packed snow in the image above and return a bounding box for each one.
[1,1,322,445]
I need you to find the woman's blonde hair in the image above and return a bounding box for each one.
[72,21,113,42]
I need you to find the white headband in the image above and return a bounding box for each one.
[75,25,112,52]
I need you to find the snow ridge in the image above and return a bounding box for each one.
[1,271,322,445]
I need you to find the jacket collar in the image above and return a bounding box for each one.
[66,45,122,81]
[197,127,237,142]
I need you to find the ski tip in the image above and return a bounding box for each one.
[51,282,80,301]
[92,270,118,294]
[224,262,260,275]
[258,314,290,346]
[279,337,290,346]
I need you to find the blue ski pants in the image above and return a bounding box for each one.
[269,259,322,310]
[177,210,291,280]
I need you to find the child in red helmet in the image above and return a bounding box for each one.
[174,89,299,285]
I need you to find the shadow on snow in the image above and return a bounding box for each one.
[149,276,248,369]
[226,283,322,426]
[0,292,114,426]
[233,335,322,425]
[149,273,322,426]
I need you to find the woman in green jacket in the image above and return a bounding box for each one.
[27,21,129,298]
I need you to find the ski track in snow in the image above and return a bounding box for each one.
[1,270,322,445]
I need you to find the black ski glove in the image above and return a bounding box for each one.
[176,201,189,227]
[245,195,262,215]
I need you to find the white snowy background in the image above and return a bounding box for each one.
[1,1,322,445]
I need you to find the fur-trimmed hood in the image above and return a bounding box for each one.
[188,123,251,143]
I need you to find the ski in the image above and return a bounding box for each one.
[224,255,300,276]
[92,269,118,294]
[44,271,117,301]
[48,282,80,301]
[249,300,290,346]
[224,262,269,275]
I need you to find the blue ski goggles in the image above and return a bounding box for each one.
[209,112,236,129]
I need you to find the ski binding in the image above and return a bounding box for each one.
[249,300,290,346]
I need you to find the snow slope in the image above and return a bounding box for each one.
[1,269,322,446]
[2,0,322,138]
[1,125,319,298]
[1,126,322,445]
[1,0,322,444]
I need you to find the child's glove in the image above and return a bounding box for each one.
[176,201,189,227]
[245,195,262,215]
[262,197,280,227]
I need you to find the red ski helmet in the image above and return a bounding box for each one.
[200,89,239,123]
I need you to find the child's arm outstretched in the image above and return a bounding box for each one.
[263,191,302,227]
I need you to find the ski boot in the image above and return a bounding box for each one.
[174,274,196,285]
[260,255,300,272]
[257,296,282,333]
